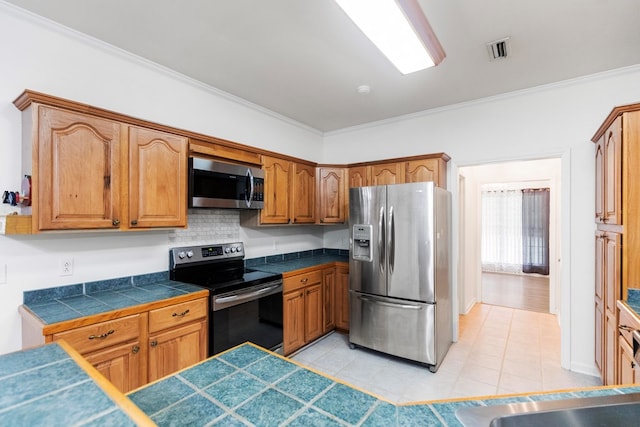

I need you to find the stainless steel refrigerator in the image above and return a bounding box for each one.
[349,181,451,372]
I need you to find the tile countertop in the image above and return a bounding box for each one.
[246,248,349,275]
[128,343,640,427]
[4,341,640,427]
[21,271,206,325]
[0,340,152,426]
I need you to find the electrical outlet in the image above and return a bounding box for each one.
[59,258,73,276]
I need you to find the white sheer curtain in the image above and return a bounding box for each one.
[481,187,522,273]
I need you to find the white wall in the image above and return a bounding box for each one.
[323,67,640,375]
[0,3,325,355]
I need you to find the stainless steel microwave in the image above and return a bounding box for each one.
[188,157,264,209]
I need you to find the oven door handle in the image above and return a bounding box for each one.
[215,284,280,304]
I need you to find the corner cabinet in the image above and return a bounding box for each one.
[19,293,208,393]
[592,102,640,385]
[14,93,188,233]
[317,167,347,224]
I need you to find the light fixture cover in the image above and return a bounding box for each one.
[336,0,445,74]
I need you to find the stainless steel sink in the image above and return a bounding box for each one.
[455,392,640,426]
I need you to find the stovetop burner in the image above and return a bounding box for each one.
[169,242,282,294]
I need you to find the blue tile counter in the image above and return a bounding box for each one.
[21,271,207,326]
[247,248,349,276]
[128,343,640,427]
[626,288,640,316]
[0,341,153,426]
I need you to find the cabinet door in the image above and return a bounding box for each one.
[595,136,606,223]
[291,162,316,224]
[37,106,121,230]
[318,168,346,224]
[370,163,403,186]
[405,159,446,187]
[261,156,291,224]
[604,117,622,225]
[148,319,207,382]
[283,290,305,355]
[128,126,188,228]
[335,266,350,330]
[604,232,621,314]
[595,300,604,378]
[322,268,336,333]
[349,166,369,188]
[619,337,637,385]
[595,232,605,302]
[605,308,618,385]
[304,283,323,342]
[85,340,144,393]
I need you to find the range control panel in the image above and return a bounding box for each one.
[170,242,244,267]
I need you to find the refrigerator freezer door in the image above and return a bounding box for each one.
[386,182,436,302]
[349,186,387,296]
[349,291,436,366]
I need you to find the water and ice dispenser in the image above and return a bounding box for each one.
[352,224,373,262]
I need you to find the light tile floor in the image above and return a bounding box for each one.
[290,304,602,404]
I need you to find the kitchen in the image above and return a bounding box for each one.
[1,0,640,425]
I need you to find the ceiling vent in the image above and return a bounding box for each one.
[486,37,511,61]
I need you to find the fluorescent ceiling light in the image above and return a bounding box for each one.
[336,0,445,74]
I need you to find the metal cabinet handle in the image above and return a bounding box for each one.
[131,219,138,226]
[300,278,308,283]
[132,345,140,354]
[88,329,115,340]
[112,219,120,226]
[619,324,635,332]
[150,340,158,347]
[172,309,190,317]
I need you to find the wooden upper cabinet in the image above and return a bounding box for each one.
[317,167,346,224]
[291,162,316,224]
[370,163,404,186]
[595,117,622,224]
[349,166,370,188]
[37,106,122,230]
[405,158,447,188]
[261,155,292,224]
[128,126,188,228]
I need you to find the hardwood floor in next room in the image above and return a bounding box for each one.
[482,272,549,313]
[290,304,601,404]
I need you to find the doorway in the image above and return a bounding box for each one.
[457,158,561,316]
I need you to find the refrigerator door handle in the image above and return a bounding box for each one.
[379,206,385,275]
[389,205,395,274]
[357,294,422,310]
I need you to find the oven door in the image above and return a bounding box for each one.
[210,280,283,355]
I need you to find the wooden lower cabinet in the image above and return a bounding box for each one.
[617,301,640,385]
[323,268,336,333]
[22,294,208,393]
[282,264,349,355]
[619,338,637,385]
[283,289,306,355]
[85,339,144,393]
[335,265,350,331]
[148,318,207,382]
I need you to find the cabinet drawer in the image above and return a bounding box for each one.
[284,270,323,293]
[53,314,141,355]
[618,302,640,345]
[149,298,207,333]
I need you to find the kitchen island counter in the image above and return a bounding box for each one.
[4,340,640,426]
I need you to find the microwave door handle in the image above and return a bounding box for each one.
[245,169,254,208]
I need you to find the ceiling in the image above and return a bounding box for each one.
[6,0,640,132]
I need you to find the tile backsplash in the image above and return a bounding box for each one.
[169,209,240,245]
